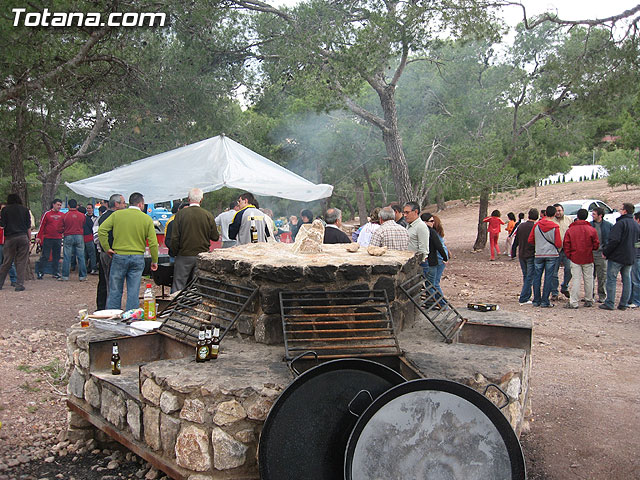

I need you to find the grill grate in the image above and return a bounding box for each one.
[399,273,466,343]
[158,275,257,346]
[279,289,401,361]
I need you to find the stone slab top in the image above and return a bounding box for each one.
[403,340,527,385]
[199,242,416,268]
[139,336,293,396]
[461,309,533,329]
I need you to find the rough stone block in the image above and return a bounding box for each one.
[235,314,255,336]
[84,378,101,409]
[175,424,211,472]
[159,391,181,414]
[234,429,255,444]
[243,395,274,421]
[180,398,206,424]
[259,288,282,315]
[160,413,181,457]
[338,264,370,280]
[234,260,252,277]
[371,263,402,275]
[67,410,91,429]
[68,368,85,399]
[254,314,283,345]
[78,350,90,370]
[213,258,236,274]
[211,427,248,470]
[100,388,126,429]
[127,399,142,441]
[252,264,303,283]
[374,276,396,301]
[65,426,94,443]
[303,264,338,283]
[141,378,163,406]
[213,400,247,426]
[143,405,161,451]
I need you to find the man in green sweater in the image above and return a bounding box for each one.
[98,192,158,311]
[170,188,219,292]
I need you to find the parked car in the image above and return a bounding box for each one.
[558,200,620,224]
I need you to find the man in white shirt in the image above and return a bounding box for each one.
[215,201,239,248]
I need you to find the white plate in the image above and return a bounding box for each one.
[90,309,123,318]
[130,321,162,331]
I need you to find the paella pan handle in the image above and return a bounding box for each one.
[348,390,374,417]
[483,383,510,410]
[288,351,319,376]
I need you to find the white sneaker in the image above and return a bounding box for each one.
[519,300,533,305]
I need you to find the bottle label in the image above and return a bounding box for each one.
[113,346,119,354]
[198,346,209,360]
[210,345,219,355]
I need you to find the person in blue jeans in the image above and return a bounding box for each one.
[59,199,87,281]
[420,213,448,307]
[0,241,17,285]
[630,212,640,308]
[512,209,539,304]
[528,206,562,307]
[601,203,640,311]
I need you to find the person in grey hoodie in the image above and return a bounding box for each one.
[528,205,562,307]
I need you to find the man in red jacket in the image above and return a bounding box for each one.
[35,198,64,279]
[563,208,599,309]
[60,199,87,281]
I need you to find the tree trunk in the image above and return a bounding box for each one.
[378,87,414,204]
[334,194,356,219]
[473,188,490,250]
[362,163,375,211]
[40,170,62,215]
[436,185,446,212]
[355,183,368,226]
[9,100,29,206]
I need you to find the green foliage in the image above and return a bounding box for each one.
[601,149,640,190]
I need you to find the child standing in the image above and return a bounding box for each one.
[483,209,505,260]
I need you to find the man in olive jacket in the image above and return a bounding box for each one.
[170,188,219,292]
[600,203,640,311]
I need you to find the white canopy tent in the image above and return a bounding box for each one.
[65,135,333,204]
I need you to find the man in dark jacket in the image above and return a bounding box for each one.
[170,188,219,292]
[323,208,351,244]
[563,209,599,309]
[600,203,640,311]
[0,193,31,291]
[590,207,613,302]
[630,211,640,308]
[513,208,538,304]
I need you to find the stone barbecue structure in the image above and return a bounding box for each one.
[65,243,532,480]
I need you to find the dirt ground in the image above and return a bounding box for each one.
[0,178,638,479]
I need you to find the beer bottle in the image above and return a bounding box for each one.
[250,217,258,243]
[210,324,220,359]
[111,342,121,375]
[204,325,213,362]
[196,325,208,363]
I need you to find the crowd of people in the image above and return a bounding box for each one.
[506,202,640,310]
[3,188,638,313]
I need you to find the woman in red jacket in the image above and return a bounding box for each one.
[483,209,505,261]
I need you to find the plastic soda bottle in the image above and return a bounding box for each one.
[143,284,156,320]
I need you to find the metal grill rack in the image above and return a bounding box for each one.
[158,276,258,346]
[279,289,401,361]
[400,273,466,343]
